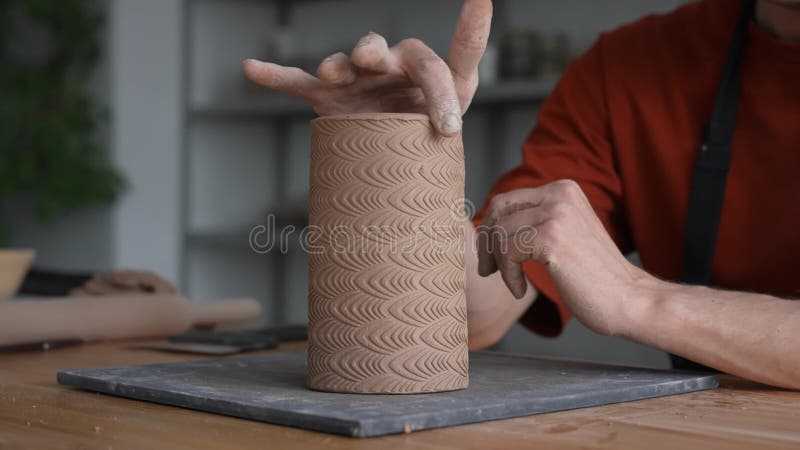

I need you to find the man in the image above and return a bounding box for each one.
[242,0,800,389]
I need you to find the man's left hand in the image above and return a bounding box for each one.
[476,179,654,336]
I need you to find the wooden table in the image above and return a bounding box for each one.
[1,341,798,450]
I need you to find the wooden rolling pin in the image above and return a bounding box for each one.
[0,295,262,347]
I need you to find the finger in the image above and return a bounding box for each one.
[491,227,528,299]
[492,211,549,298]
[550,179,591,208]
[543,179,611,237]
[242,59,322,101]
[482,181,586,229]
[476,215,499,277]
[495,250,528,299]
[351,32,394,73]
[478,196,536,277]
[478,194,543,277]
[394,38,462,136]
[448,0,493,80]
[317,52,357,85]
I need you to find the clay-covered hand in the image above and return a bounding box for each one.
[69,270,176,296]
[242,0,492,136]
[476,180,654,336]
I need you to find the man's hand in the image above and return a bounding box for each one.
[477,180,653,336]
[475,180,800,389]
[242,0,492,136]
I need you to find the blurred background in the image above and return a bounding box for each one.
[3,0,689,367]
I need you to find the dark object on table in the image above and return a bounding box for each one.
[169,330,278,352]
[163,323,306,355]
[20,269,92,296]
[58,351,718,438]
[129,341,252,356]
[255,324,307,342]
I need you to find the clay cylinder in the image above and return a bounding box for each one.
[307,113,468,394]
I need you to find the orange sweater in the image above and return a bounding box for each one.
[473,0,800,337]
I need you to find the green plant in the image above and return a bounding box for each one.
[0,0,124,246]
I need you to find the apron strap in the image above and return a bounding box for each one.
[681,0,755,285]
[672,0,755,371]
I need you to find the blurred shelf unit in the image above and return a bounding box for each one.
[188,78,558,121]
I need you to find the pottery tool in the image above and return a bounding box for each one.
[256,324,307,342]
[134,325,306,356]
[170,324,307,345]
[0,295,262,348]
[58,351,718,438]
[164,330,279,354]
[133,325,307,356]
[128,341,271,356]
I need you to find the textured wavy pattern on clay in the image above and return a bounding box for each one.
[308,113,468,394]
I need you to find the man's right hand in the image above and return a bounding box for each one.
[242,0,492,136]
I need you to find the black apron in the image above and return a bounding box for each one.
[670,0,755,371]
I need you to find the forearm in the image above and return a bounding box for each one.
[464,221,537,349]
[627,278,800,389]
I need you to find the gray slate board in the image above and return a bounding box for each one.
[57,351,717,438]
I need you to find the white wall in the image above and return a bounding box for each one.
[109,0,184,284]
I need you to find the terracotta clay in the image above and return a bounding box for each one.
[307,113,468,394]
